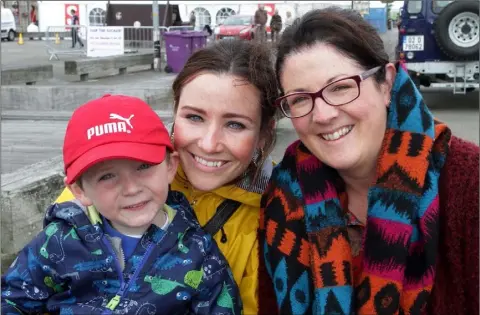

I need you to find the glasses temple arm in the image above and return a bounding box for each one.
[360,66,382,80]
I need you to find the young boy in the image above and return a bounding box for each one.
[1,95,242,315]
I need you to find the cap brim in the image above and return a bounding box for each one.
[66,142,167,184]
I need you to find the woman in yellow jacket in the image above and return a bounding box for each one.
[56,39,279,314]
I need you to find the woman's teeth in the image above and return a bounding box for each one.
[194,155,225,168]
[321,125,353,141]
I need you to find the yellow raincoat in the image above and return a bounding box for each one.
[55,164,270,314]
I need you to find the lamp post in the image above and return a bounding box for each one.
[152,0,160,71]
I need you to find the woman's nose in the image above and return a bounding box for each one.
[311,97,340,124]
[197,125,223,153]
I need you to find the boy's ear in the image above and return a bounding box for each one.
[65,177,93,207]
[166,151,179,184]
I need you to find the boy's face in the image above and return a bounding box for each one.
[68,154,178,234]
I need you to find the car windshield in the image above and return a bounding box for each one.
[432,0,454,14]
[223,16,251,26]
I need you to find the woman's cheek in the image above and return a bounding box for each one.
[228,134,258,165]
[172,120,191,149]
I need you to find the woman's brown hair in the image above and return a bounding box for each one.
[172,39,279,176]
[276,7,390,93]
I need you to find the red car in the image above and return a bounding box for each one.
[215,15,258,41]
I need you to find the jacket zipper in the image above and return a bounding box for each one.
[101,235,160,313]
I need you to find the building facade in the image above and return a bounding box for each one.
[30,1,353,32]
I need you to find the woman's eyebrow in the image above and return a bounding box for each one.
[223,113,254,124]
[179,105,206,114]
[284,73,349,95]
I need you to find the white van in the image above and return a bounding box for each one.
[1,7,17,41]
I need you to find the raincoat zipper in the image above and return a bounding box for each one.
[101,237,156,314]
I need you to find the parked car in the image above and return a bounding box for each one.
[1,7,17,41]
[214,15,257,41]
[396,0,479,94]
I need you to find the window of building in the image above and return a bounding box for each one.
[192,7,211,28]
[216,7,235,25]
[89,7,106,26]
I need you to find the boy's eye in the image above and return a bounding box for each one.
[98,173,114,181]
[138,163,153,170]
[186,114,203,122]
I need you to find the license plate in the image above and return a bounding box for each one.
[403,35,424,51]
[222,36,235,40]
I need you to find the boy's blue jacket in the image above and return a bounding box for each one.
[1,191,242,315]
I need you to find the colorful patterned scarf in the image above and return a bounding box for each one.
[260,66,451,314]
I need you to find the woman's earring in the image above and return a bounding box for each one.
[252,147,264,167]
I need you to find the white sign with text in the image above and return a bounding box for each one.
[87,26,124,57]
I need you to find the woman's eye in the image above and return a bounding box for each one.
[292,96,309,105]
[138,163,152,171]
[98,173,114,181]
[186,114,203,122]
[333,85,350,91]
[227,121,245,130]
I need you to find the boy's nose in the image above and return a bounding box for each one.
[121,176,142,196]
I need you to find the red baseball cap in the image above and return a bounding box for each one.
[63,94,173,184]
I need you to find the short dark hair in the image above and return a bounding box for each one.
[172,39,279,166]
[276,7,389,93]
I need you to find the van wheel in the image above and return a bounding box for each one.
[434,0,479,61]
[7,30,15,41]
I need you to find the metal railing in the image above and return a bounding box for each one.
[45,25,87,61]
[123,26,168,53]
[167,25,195,32]
[44,25,199,61]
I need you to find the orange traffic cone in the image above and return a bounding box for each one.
[17,32,24,45]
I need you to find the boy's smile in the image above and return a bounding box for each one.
[69,157,178,236]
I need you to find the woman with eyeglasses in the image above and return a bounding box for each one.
[259,7,478,315]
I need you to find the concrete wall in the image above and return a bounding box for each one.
[1,85,173,112]
[1,156,64,273]
[1,64,53,85]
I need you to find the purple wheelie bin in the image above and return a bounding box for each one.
[163,30,208,73]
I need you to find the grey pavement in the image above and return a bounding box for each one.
[1,40,156,84]
[1,28,479,174]
[2,107,478,174]
[380,28,399,61]
[1,71,177,113]
[2,29,399,84]
[272,108,479,163]
[2,40,177,113]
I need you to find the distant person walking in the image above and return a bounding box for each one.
[30,4,38,26]
[270,9,282,42]
[189,11,196,29]
[284,11,294,29]
[172,12,183,26]
[70,9,84,48]
[254,4,268,43]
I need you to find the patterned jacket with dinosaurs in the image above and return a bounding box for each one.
[1,191,242,315]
